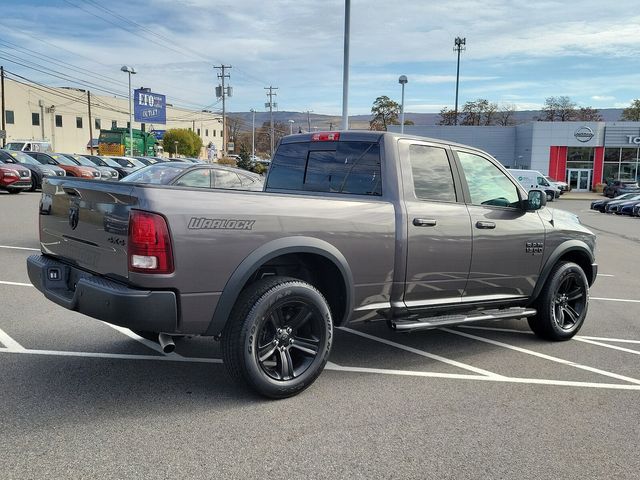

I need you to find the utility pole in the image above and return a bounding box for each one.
[0,66,5,147]
[250,108,255,159]
[453,37,466,126]
[341,0,351,130]
[306,110,312,132]
[87,90,94,154]
[215,65,232,157]
[38,100,45,141]
[265,86,278,157]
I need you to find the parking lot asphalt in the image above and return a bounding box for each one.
[1,191,639,479]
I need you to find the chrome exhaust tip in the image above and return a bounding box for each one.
[158,333,175,354]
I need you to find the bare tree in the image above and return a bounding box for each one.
[369,96,400,131]
[540,96,577,121]
[576,107,603,121]
[438,107,457,125]
[621,99,640,121]
[496,104,517,126]
[461,99,498,126]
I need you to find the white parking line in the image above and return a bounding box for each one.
[441,328,640,385]
[574,338,640,355]
[591,297,640,303]
[0,280,33,287]
[325,363,640,391]
[597,274,615,277]
[338,326,504,378]
[0,347,222,363]
[459,325,640,346]
[0,346,638,391]
[0,245,39,252]
[0,327,26,351]
[102,323,183,357]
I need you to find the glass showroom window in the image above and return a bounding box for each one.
[620,148,639,181]
[566,147,594,169]
[603,148,621,182]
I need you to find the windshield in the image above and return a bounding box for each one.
[3,150,40,165]
[121,163,188,184]
[100,157,121,168]
[110,157,145,168]
[5,142,26,151]
[49,154,76,166]
[64,154,95,167]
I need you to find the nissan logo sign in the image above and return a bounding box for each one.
[574,126,595,143]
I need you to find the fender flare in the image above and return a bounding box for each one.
[528,240,596,304]
[205,236,354,336]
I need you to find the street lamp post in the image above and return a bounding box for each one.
[174,141,178,157]
[120,65,136,155]
[398,75,408,134]
[453,37,466,126]
[288,119,295,135]
[250,108,255,160]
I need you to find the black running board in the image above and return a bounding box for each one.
[390,307,537,332]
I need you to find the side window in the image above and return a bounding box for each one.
[174,169,211,188]
[267,143,309,190]
[213,170,243,190]
[409,145,456,202]
[457,151,520,208]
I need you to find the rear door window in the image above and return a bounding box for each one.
[174,169,212,188]
[213,170,243,190]
[408,145,457,202]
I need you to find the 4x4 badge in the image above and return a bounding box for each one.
[68,206,79,230]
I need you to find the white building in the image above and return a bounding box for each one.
[1,76,223,157]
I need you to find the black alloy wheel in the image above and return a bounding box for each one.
[223,276,333,398]
[529,261,589,340]
[256,299,325,381]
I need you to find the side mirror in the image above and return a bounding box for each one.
[525,189,546,211]
[49,160,56,165]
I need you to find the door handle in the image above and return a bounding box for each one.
[413,218,437,227]
[476,221,496,229]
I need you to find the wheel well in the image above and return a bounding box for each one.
[558,250,593,282]
[240,253,348,326]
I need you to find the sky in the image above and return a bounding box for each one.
[2,0,640,116]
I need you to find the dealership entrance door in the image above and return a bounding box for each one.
[568,169,592,192]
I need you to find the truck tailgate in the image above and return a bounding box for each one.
[39,177,138,280]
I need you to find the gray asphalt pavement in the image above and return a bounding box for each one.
[1,191,639,479]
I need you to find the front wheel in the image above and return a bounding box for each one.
[222,276,333,399]
[528,261,589,340]
[7,188,21,194]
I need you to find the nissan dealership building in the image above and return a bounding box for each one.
[393,121,640,192]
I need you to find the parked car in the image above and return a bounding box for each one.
[590,193,639,212]
[633,204,640,217]
[121,162,264,191]
[83,155,128,179]
[28,131,597,398]
[133,156,163,166]
[618,200,640,216]
[61,154,119,181]
[0,156,32,193]
[603,180,640,198]
[107,156,146,176]
[25,152,101,179]
[0,149,65,191]
[604,194,640,213]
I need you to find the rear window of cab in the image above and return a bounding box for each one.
[266,141,382,196]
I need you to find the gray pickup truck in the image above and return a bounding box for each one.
[27,131,597,398]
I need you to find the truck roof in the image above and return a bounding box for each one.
[279,130,485,152]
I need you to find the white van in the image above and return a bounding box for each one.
[508,168,560,201]
[5,140,52,153]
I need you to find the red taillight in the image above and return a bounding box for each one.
[128,211,174,274]
[311,132,340,142]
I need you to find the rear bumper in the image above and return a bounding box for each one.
[27,254,178,333]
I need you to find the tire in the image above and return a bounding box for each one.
[222,276,333,399]
[7,188,21,194]
[29,176,38,192]
[528,261,589,341]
